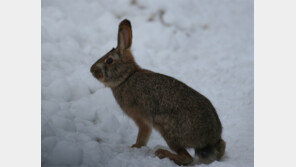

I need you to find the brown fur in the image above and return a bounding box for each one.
[90,19,225,165]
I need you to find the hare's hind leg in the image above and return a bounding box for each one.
[155,147,193,165]
[131,118,152,148]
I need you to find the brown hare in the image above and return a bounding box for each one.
[90,19,225,165]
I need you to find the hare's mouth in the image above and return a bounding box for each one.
[91,70,104,80]
[94,72,103,79]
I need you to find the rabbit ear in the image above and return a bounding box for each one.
[117,19,132,51]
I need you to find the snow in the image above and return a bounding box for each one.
[41,0,253,166]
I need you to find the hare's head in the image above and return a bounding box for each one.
[90,19,139,87]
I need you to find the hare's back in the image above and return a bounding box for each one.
[132,70,215,112]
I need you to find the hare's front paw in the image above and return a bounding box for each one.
[131,143,143,148]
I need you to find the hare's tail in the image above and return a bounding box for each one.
[195,139,226,164]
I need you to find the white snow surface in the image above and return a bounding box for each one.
[41,0,253,166]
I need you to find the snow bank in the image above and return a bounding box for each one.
[42,0,253,166]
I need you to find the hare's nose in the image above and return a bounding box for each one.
[90,64,98,73]
[91,63,103,73]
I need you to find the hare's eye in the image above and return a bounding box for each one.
[106,58,113,64]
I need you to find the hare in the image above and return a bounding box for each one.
[90,19,225,165]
